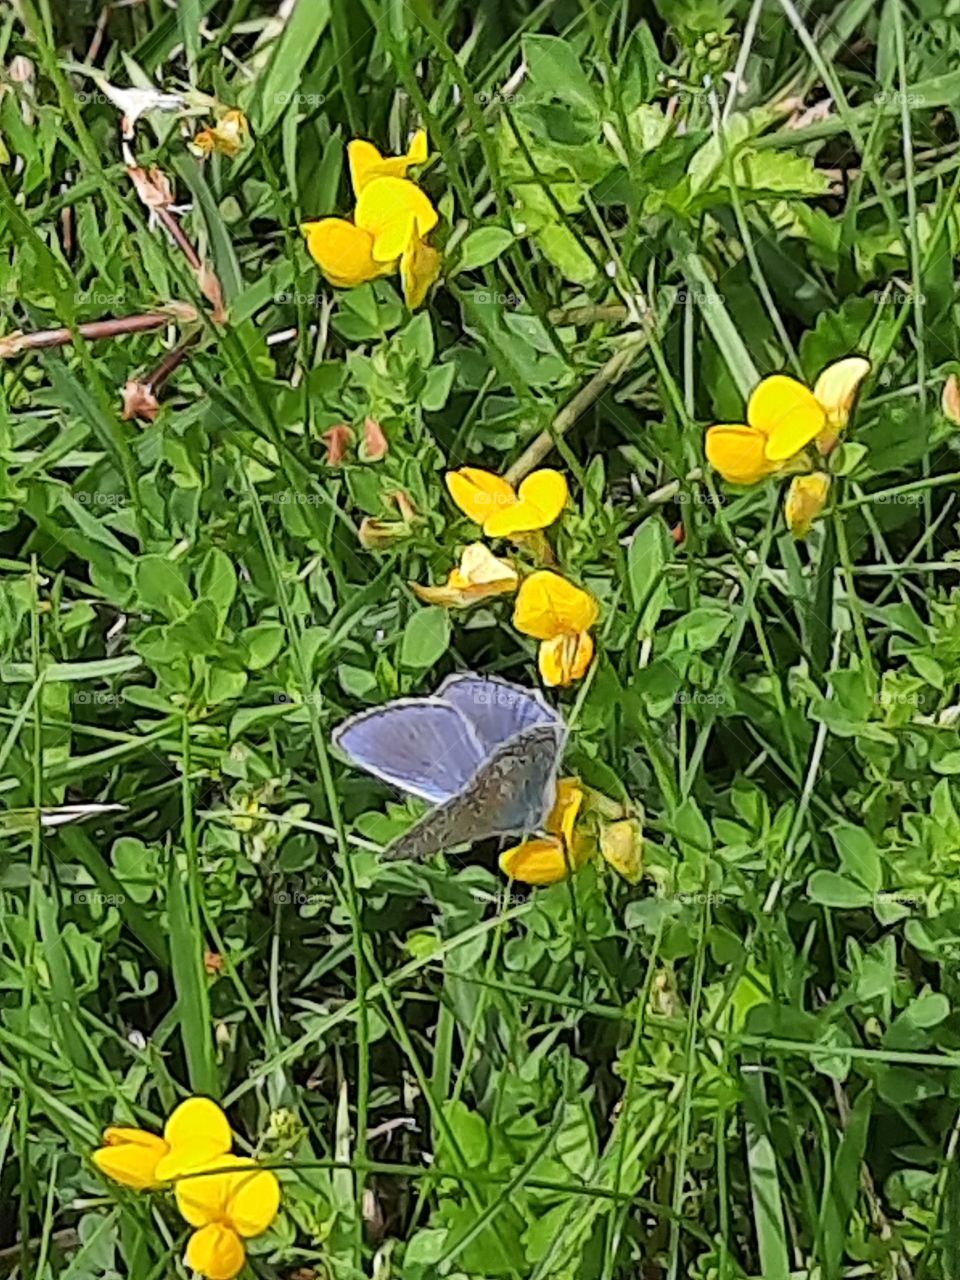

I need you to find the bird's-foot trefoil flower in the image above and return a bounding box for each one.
[513,569,598,687]
[412,542,519,608]
[445,468,568,539]
[92,1097,232,1189]
[705,358,870,485]
[784,471,830,538]
[177,1156,281,1280]
[301,131,441,309]
[500,779,588,885]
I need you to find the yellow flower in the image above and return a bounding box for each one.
[445,468,568,538]
[599,817,644,884]
[301,219,392,289]
[190,109,249,159]
[92,1126,169,1190]
[92,1097,233,1190]
[348,129,428,194]
[177,1155,281,1280]
[412,542,518,608]
[354,175,438,262]
[302,132,440,309]
[784,471,830,538]
[500,779,588,885]
[705,358,870,484]
[513,570,598,687]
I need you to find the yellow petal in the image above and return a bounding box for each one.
[300,218,390,288]
[942,374,960,425]
[226,1164,282,1236]
[538,632,594,686]
[748,375,826,462]
[400,231,441,309]
[445,468,517,525]
[185,1224,247,1280]
[499,836,570,885]
[705,425,776,486]
[784,471,830,538]
[176,1156,237,1226]
[484,469,568,537]
[411,544,518,608]
[355,176,438,262]
[348,129,429,196]
[545,777,584,845]
[514,570,598,641]
[813,357,870,429]
[600,818,644,884]
[156,1098,232,1181]
[93,1129,169,1190]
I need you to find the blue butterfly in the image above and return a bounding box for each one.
[333,673,566,860]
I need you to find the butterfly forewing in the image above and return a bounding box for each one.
[436,673,562,752]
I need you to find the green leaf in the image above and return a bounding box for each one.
[400,608,451,671]
[521,35,599,113]
[456,227,514,273]
[135,555,192,620]
[807,871,874,909]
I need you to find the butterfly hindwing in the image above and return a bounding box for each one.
[381,722,564,862]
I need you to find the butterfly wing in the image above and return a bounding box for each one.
[381,722,564,861]
[333,699,486,803]
[437,673,563,752]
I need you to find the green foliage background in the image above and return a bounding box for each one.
[1,0,960,1277]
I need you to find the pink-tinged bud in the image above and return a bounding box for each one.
[362,416,388,461]
[322,424,354,465]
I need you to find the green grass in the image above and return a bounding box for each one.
[2,1,960,1278]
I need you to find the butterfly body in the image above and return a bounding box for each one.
[333,674,565,861]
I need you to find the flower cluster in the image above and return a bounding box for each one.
[417,466,598,687]
[500,777,643,886]
[93,1097,280,1280]
[705,357,870,536]
[301,130,441,309]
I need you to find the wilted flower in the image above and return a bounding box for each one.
[942,374,960,425]
[190,108,250,158]
[513,570,598,687]
[599,817,644,884]
[301,131,441,309]
[322,424,354,465]
[445,467,568,538]
[358,490,419,549]
[412,542,518,608]
[784,471,830,538]
[362,417,388,461]
[705,358,870,485]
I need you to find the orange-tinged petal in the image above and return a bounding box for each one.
[300,218,390,288]
[748,374,826,462]
[514,570,598,641]
[784,471,830,538]
[93,1128,169,1190]
[538,632,594,686]
[400,231,441,309]
[484,469,568,537]
[355,176,438,262]
[705,425,774,486]
[445,468,517,525]
[348,129,429,196]
[185,1224,247,1280]
[499,836,570,885]
[412,543,518,607]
